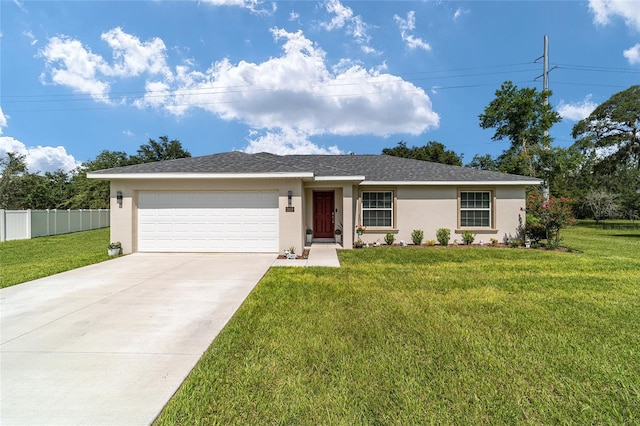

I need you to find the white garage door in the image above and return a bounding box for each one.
[137,191,279,253]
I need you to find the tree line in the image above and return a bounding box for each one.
[384,83,640,221]
[0,136,191,210]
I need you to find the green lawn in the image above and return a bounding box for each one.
[0,228,112,288]
[156,222,640,425]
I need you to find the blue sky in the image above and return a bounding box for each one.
[1,0,639,173]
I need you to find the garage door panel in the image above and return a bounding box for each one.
[138,191,279,253]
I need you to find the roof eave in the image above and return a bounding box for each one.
[314,175,366,182]
[87,172,315,180]
[359,180,543,186]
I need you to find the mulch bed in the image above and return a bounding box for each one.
[358,243,581,253]
[276,248,310,260]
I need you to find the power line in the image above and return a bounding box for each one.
[1,56,636,114]
[0,62,547,105]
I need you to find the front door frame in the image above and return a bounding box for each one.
[312,190,335,239]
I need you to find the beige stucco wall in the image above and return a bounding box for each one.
[108,178,527,253]
[354,185,527,246]
[109,178,304,254]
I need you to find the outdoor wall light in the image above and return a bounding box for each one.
[287,190,292,207]
[116,191,123,208]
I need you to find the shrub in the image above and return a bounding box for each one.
[489,237,498,246]
[526,190,575,246]
[461,230,475,245]
[384,232,395,245]
[545,239,561,250]
[411,229,424,245]
[525,215,546,243]
[436,228,450,246]
[426,239,436,246]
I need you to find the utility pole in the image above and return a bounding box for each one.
[535,35,557,99]
[535,35,556,200]
[543,35,549,96]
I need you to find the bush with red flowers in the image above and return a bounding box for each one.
[526,190,575,247]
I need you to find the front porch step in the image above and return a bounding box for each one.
[311,238,335,243]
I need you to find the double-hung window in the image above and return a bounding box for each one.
[460,191,492,228]
[362,191,393,227]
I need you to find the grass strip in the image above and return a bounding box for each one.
[0,228,111,288]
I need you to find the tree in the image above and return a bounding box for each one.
[68,150,131,209]
[383,141,463,166]
[0,152,28,209]
[68,137,191,208]
[18,171,72,210]
[479,81,561,176]
[583,190,621,223]
[572,85,640,170]
[467,154,499,171]
[131,135,191,163]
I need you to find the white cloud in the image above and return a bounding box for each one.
[0,107,79,173]
[289,10,300,22]
[394,12,431,51]
[557,95,598,121]
[136,28,439,144]
[321,0,376,54]
[322,0,353,31]
[589,0,640,62]
[12,0,27,12]
[243,128,342,155]
[0,107,8,134]
[40,28,172,103]
[453,8,469,22]
[23,30,38,45]
[122,130,135,137]
[623,43,640,64]
[589,0,640,30]
[39,36,111,102]
[0,136,80,173]
[200,0,276,15]
[100,28,171,78]
[134,80,172,111]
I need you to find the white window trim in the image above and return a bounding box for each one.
[459,190,493,229]
[360,190,394,228]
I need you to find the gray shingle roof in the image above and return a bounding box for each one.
[89,151,539,183]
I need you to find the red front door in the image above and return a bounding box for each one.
[313,191,334,238]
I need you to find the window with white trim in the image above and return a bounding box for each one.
[460,191,492,227]
[362,191,393,227]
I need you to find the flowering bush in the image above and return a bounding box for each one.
[355,225,366,235]
[526,190,575,246]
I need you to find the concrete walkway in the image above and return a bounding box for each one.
[271,243,341,267]
[0,253,275,426]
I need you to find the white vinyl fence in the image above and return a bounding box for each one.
[0,209,110,242]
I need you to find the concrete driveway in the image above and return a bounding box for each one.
[0,253,275,425]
